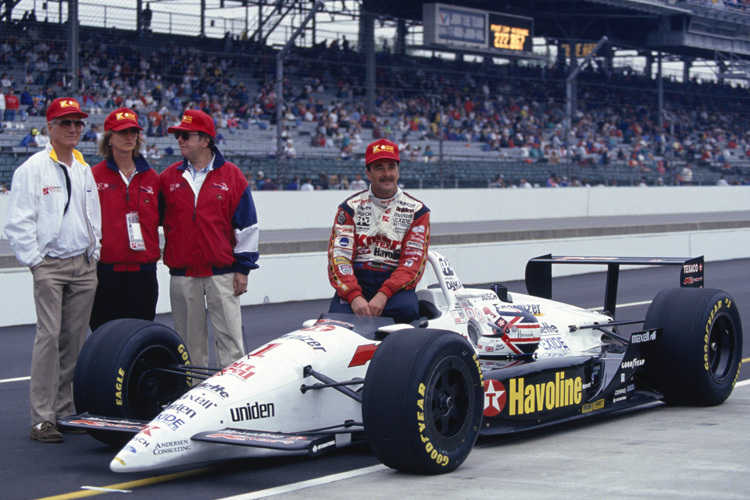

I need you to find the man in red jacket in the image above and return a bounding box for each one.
[327,138,430,323]
[159,110,259,369]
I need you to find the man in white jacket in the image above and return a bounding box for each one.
[4,97,102,443]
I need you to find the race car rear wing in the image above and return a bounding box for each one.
[525,255,704,319]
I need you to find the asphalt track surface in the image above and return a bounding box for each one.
[2,260,749,500]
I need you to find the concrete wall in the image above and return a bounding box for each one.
[1,186,748,327]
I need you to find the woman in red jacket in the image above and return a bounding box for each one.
[90,108,160,331]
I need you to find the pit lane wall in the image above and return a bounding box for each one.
[1,186,749,327]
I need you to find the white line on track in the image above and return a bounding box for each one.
[0,376,30,384]
[215,464,388,500]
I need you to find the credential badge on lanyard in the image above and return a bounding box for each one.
[126,212,146,251]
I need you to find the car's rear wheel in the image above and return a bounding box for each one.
[74,319,191,446]
[362,329,483,474]
[641,288,742,406]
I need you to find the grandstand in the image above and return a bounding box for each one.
[1,0,750,189]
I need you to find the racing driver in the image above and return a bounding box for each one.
[327,138,430,323]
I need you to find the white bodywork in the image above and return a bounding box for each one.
[110,251,613,472]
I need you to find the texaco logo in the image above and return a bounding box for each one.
[483,379,507,417]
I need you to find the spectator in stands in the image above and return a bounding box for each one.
[300,177,314,191]
[82,124,99,142]
[89,108,160,331]
[350,173,367,190]
[327,139,430,323]
[519,177,532,189]
[35,126,49,148]
[159,109,259,369]
[0,87,5,125]
[4,97,101,443]
[5,87,19,123]
[285,176,300,190]
[18,127,39,147]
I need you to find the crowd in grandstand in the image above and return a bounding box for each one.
[2,9,750,188]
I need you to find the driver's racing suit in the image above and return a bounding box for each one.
[327,188,430,322]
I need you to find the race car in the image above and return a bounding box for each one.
[60,251,743,475]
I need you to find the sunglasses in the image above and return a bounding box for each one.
[54,119,86,128]
[174,131,199,141]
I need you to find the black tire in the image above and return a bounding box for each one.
[74,319,191,446]
[641,288,743,406]
[362,329,483,474]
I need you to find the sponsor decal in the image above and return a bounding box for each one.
[115,111,136,121]
[337,236,351,248]
[373,247,400,260]
[141,424,161,437]
[445,279,462,291]
[538,336,569,351]
[683,263,702,274]
[311,439,336,454]
[630,330,657,344]
[620,358,645,369]
[182,115,193,124]
[139,185,154,195]
[115,368,125,406]
[683,276,704,285]
[416,383,450,468]
[614,388,627,396]
[582,399,605,414]
[164,402,197,419]
[133,436,151,447]
[230,402,275,422]
[540,322,559,335]
[42,185,63,195]
[153,439,191,455]
[513,304,542,315]
[125,445,137,454]
[338,264,353,275]
[348,344,378,367]
[451,309,468,324]
[59,99,81,110]
[508,371,582,416]
[177,393,218,410]
[249,343,280,357]
[153,413,186,431]
[212,182,229,191]
[412,225,426,234]
[332,248,353,259]
[404,259,414,267]
[483,379,507,417]
[315,318,355,329]
[169,182,183,192]
[223,360,256,380]
[371,143,395,155]
[337,210,346,224]
[97,182,118,191]
[284,333,328,352]
[355,233,400,250]
[197,382,230,398]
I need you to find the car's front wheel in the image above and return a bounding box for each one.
[362,329,483,474]
[73,319,191,446]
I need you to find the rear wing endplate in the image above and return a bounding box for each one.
[525,255,704,319]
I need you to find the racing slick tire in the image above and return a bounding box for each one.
[362,329,483,474]
[73,319,191,446]
[641,288,742,406]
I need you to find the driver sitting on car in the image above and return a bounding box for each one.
[327,139,431,323]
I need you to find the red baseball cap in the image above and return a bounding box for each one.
[46,97,89,121]
[167,109,216,138]
[365,139,400,165]
[104,107,143,132]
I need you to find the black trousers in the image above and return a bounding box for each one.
[89,269,159,332]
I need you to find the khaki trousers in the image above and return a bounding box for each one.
[30,254,97,425]
[170,274,245,369]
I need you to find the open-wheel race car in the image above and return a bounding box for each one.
[61,250,743,475]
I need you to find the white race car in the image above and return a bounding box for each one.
[61,251,743,474]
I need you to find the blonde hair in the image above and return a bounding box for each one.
[97,130,145,159]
